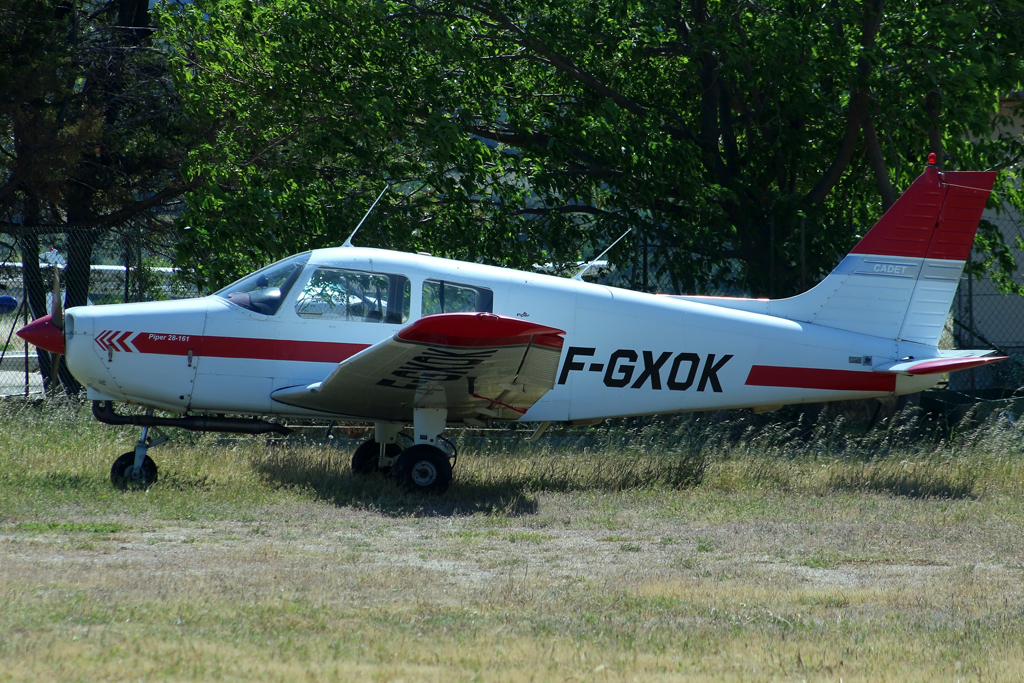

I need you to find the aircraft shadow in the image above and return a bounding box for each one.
[253,457,539,517]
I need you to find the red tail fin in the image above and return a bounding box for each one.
[851,164,995,261]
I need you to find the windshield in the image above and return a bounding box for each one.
[215,252,311,315]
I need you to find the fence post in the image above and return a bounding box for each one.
[23,270,28,397]
[968,253,976,394]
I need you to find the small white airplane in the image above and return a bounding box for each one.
[17,156,1005,492]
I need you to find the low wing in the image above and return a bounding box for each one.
[271,313,565,423]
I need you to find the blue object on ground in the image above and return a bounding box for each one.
[0,295,18,315]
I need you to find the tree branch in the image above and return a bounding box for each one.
[457,1,652,119]
[864,113,895,209]
[805,0,885,204]
[514,205,616,217]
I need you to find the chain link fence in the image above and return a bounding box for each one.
[949,210,1024,395]
[0,229,198,396]
[4,213,1024,400]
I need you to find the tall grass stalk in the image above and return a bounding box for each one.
[3,397,1024,506]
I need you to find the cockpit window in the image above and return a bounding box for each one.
[296,267,411,324]
[215,252,311,316]
[421,279,493,315]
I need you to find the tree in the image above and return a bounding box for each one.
[160,0,1024,296]
[158,0,551,291]
[1,0,206,388]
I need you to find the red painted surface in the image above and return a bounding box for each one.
[850,166,995,261]
[205,337,368,363]
[90,314,565,364]
[126,332,368,363]
[745,365,896,392]
[929,171,997,261]
[16,314,65,355]
[903,356,1007,375]
[96,330,134,352]
[398,313,565,349]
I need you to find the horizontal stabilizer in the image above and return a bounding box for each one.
[875,352,1006,376]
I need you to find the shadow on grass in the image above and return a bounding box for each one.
[254,456,541,517]
[253,447,707,516]
[824,462,979,500]
[158,473,214,492]
[713,456,980,500]
[31,472,90,490]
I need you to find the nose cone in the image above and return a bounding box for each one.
[17,314,65,355]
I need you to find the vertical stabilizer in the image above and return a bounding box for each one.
[762,163,995,345]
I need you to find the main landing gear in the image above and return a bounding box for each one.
[110,423,168,489]
[393,444,453,494]
[351,410,456,494]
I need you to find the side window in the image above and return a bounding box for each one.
[296,268,410,324]
[421,280,493,316]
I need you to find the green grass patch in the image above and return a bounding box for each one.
[800,550,840,569]
[11,521,125,534]
[3,398,1024,681]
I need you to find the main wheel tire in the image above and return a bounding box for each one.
[351,439,403,475]
[110,451,158,489]
[392,444,453,494]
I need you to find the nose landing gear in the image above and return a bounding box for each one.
[110,423,168,489]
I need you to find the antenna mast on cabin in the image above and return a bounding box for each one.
[572,228,632,281]
[342,185,389,248]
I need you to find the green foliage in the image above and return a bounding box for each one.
[158,0,539,290]
[1,0,207,394]
[1,0,202,234]
[159,0,1024,296]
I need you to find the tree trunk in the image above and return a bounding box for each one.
[16,202,55,388]
[864,115,895,210]
[65,229,97,310]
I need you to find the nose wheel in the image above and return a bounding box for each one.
[110,422,168,490]
[110,451,158,489]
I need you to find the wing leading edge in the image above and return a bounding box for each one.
[271,313,565,423]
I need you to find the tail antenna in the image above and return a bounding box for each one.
[342,184,389,248]
[572,227,632,281]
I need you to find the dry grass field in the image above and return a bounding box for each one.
[2,399,1024,681]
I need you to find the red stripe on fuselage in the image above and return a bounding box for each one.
[204,337,369,362]
[129,332,368,363]
[745,365,896,392]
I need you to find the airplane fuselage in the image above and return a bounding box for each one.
[63,246,939,424]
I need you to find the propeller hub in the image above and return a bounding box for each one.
[17,314,66,355]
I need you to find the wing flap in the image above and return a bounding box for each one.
[272,313,565,422]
